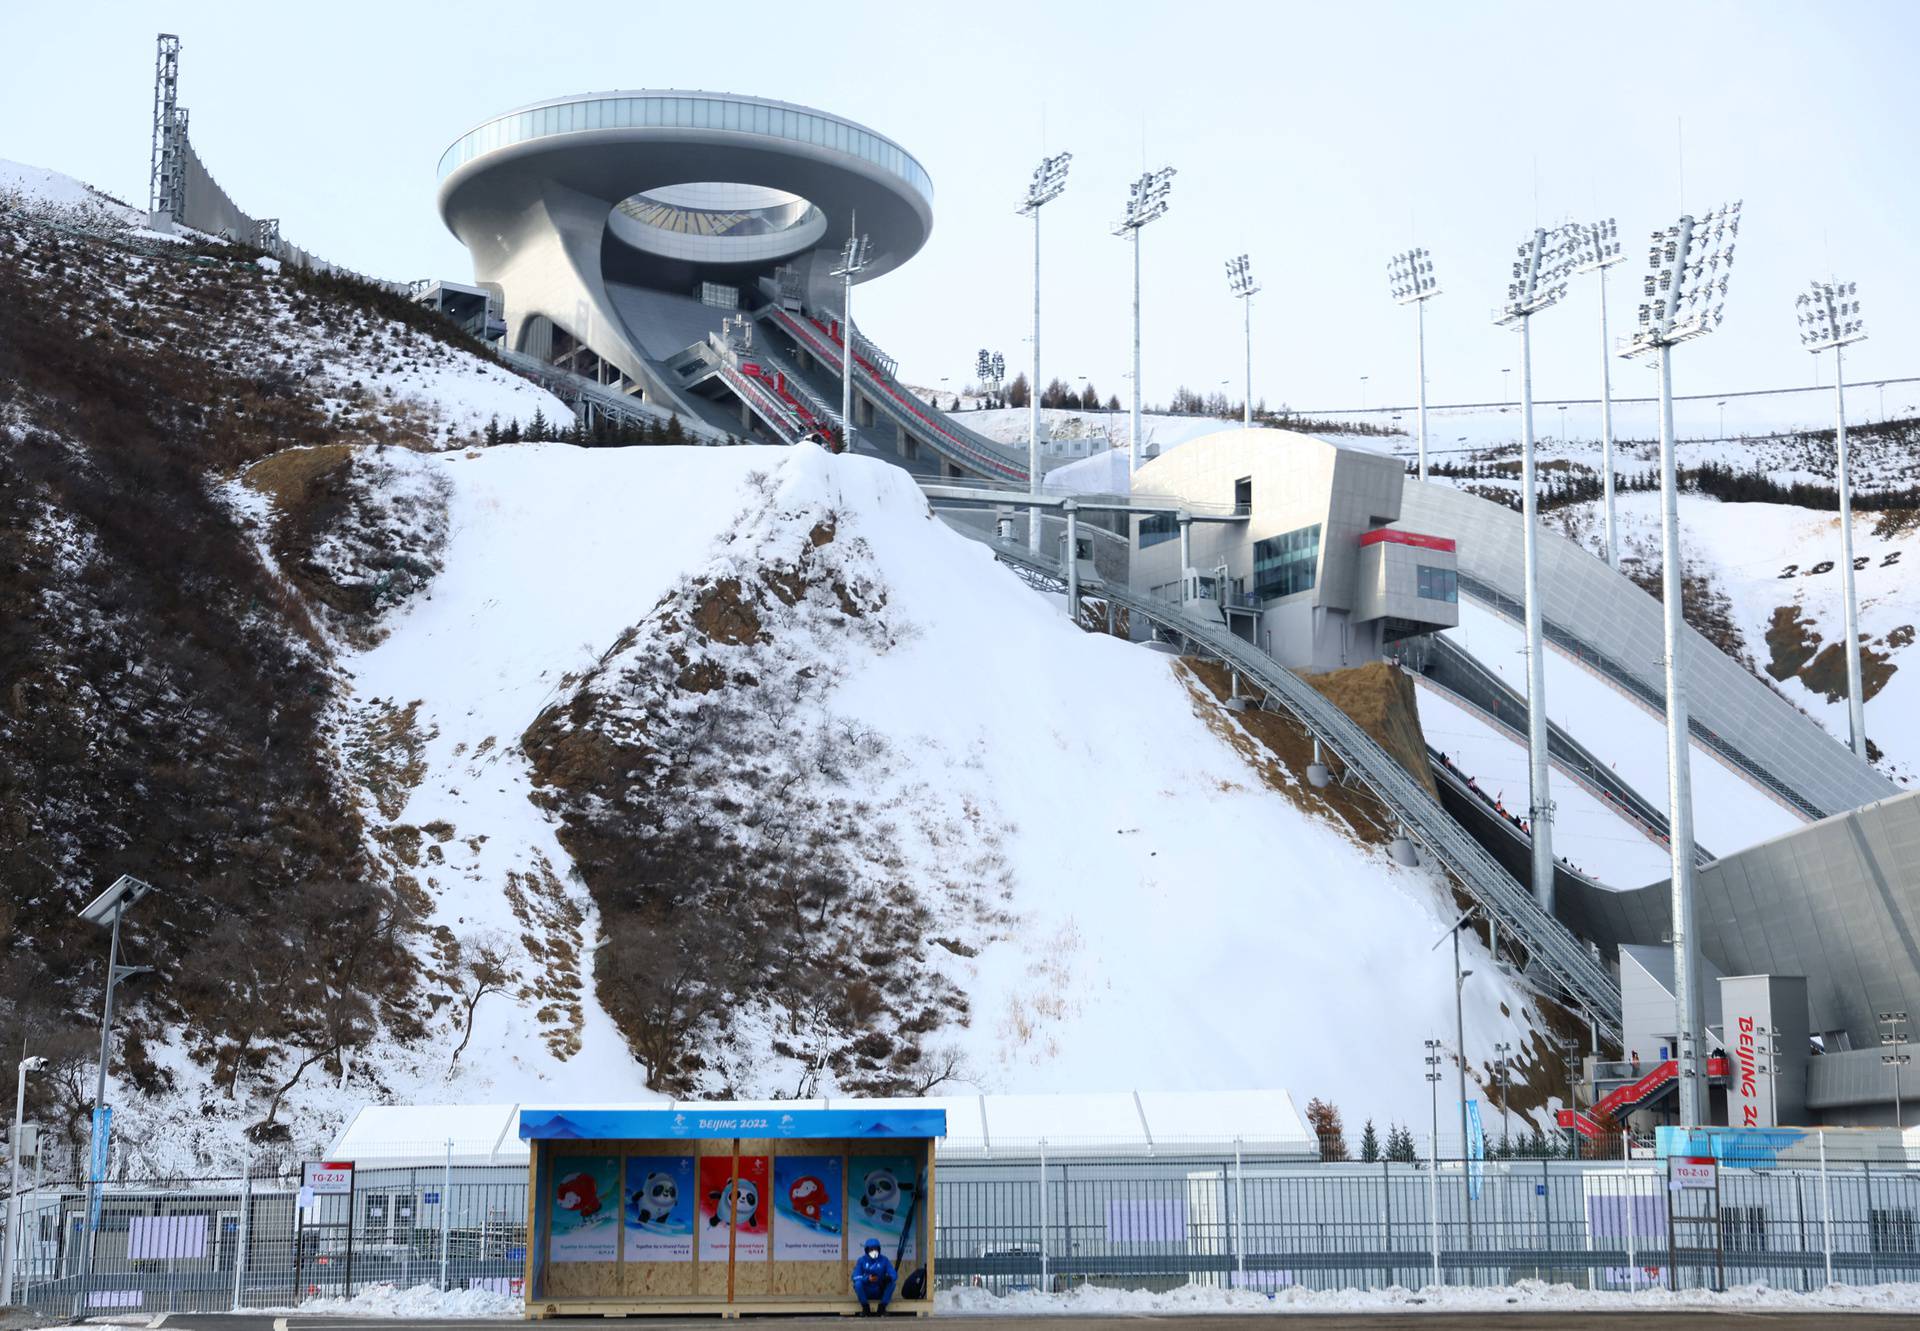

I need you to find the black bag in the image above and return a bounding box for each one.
[900,1267,927,1302]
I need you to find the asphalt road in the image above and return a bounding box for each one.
[123,1314,1920,1330]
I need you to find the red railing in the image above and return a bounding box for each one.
[771,309,1026,482]
[1556,1056,1732,1137]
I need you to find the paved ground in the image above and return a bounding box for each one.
[125,1314,1920,1330]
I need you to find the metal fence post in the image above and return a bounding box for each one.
[1232,1138,1246,1285]
[231,1168,252,1311]
[1819,1128,1835,1286]
[1037,1138,1049,1293]
[439,1139,453,1292]
[1624,1144,1638,1290]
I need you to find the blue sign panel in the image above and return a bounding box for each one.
[518,1107,947,1142]
[88,1105,113,1231]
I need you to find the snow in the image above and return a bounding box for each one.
[1443,600,1804,858]
[314,441,1544,1143]
[251,1281,522,1317]
[938,1277,1920,1316]
[1557,491,1920,786]
[1414,680,1674,889]
[0,157,145,225]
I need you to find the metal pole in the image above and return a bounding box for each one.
[1232,1137,1247,1282]
[3,1061,28,1305]
[439,1138,453,1291]
[231,1167,251,1311]
[841,263,855,455]
[1037,1138,1050,1292]
[1657,338,1703,1126]
[79,902,125,1305]
[1834,342,1866,759]
[1453,925,1473,1259]
[1415,297,1430,482]
[1427,1110,1440,1287]
[1130,226,1142,477]
[1519,314,1555,911]
[1029,202,1043,550]
[1242,289,1253,429]
[1624,1135,1638,1288]
[1598,264,1619,568]
[1065,504,1080,621]
[1818,1129,1834,1286]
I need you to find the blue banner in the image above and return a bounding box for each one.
[519,1106,947,1142]
[87,1105,112,1230]
[1463,1099,1484,1202]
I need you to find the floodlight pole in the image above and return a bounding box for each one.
[1029,196,1043,546]
[1511,238,1556,915]
[833,215,869,457]
[1597,264,1620,568]
[1415,298,1430,482]
[1656,331,1704,1127]
[1130,226,1143,476]
[1242,285,1254,429]
[1833,343,1866,758]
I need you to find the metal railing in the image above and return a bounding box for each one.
[1455,572,1825,821]
[14,1148,1920,1309]
[975,538,1623,1044]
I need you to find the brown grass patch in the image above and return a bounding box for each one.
[1303,660,1438,798]
[238,443,355,513]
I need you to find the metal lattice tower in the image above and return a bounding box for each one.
[149,34,184,220]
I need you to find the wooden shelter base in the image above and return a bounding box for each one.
[525,1299,935,1319]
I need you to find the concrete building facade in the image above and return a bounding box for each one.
[1127,428,1458,671]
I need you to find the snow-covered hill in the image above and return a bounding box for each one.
[233,440,1543,1156]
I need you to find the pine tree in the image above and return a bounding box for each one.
[1359,1119,1381,1163]
[1106,393,1121,412]
[501,419,522,444]
[528,408,549,440]
[1005,372,1031,409]
[484,416,500,447]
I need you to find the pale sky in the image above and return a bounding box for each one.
[8,0,1916,413]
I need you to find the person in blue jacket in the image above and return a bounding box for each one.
[851,1238,896,1314]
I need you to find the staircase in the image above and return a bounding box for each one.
[1556,1056,1731,1136]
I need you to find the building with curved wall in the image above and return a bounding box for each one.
[436,90,1021,477]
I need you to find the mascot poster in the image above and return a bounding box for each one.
[622,1156,695,1262]
[548,1154,621,1263]
[771,1156,843,1261]
[697,1155,770,1263]
[846,1155,916,1255]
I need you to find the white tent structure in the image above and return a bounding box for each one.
[327,1089,1313,1166]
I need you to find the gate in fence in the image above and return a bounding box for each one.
[7,1143,1920,1313]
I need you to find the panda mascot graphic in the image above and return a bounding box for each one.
[857,1169,901,1226]
[705,1177,761,1229]
[629,1171,679,1226]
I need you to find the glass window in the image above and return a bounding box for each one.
[1417,565,1458,603]
[723,100,740,130]
[1252,524,1321,599]
[753,103,769,133]
[1138,512,1179,549]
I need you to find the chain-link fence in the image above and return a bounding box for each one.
[10,1145,1920,1314]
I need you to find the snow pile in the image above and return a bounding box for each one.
[939,1277,1920,1315]
[312,441,1539,1135]
[257,1280,522,1317]
[0,157,147,230]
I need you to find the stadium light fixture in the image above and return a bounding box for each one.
[1020,152,1072,547]
[1797,277,1870,761]
[1386,247,1440,479]
[1620,199,1743,1129]
[1492,223,1580,919]
[1573,218,1626,567]
[1227,254,1260,429]
[831,219,872,453]
[1882,1010,1910,1128]
[1113,166,1176,477]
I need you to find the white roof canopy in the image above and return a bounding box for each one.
[326,1089,1311,1166]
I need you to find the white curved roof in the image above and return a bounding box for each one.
[327,1088,1311,1166]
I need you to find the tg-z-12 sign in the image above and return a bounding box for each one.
[303,1161,356,1195]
